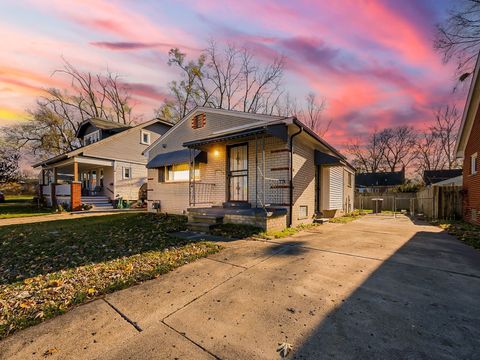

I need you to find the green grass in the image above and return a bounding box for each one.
[434,220,480,250]
[0,213,222,339]
[329,210,368,224]
[0,195,53,219]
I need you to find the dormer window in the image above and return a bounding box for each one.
[191,113,206,129]
[141,130,151,145]
[84,130,100,145]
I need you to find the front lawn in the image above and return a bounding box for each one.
[0,195,53,219]
[0,213,221,339]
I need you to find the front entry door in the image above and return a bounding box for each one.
[228,144,248,201]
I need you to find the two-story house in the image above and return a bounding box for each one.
[33,117,172,210]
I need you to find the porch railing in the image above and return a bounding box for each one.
[189,182,216,206]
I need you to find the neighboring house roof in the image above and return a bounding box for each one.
[423,169,463,185]
[33,118,173,168]
[432,175,463,187]
[456,51,480,158]
[355,170,405,187]
[76,118,131,138]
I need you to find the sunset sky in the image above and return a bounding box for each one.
[0,0,465,146]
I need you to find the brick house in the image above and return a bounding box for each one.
[143,107,355,231]
[456,55,480,225]
[33,118,172,211]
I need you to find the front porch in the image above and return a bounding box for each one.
[187,203,288,232]
[39,156,114,210]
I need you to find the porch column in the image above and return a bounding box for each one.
[73,161,79,182]
[71,182,82,211]
[52,167,58,184]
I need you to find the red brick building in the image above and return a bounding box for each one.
[456,56,480,225]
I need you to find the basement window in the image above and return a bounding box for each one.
[298,205,308,220]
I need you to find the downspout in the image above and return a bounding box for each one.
[289,122,303,227]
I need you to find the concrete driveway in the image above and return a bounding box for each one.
[1,215,479,359]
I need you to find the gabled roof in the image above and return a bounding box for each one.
[143,107,287,155]
[33,118,173,168]
[423,169,463,185]
[76,118,131,138]
[355,170,405,187]
[456,51,480,158]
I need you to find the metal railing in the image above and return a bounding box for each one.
[189,182,216,206]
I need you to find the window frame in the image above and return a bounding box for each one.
[471,152,478,175]
[298,205,308,220]
[141,130,151,145]
[84,130,101,145]
[164,163,200,183]
[122,167,132,180]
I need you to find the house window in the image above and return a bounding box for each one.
[84,130,101,145]
[141,130,151,145]
[165,163,200,182]
[298,205,308,219]
[348,172,352,187]
[471,153,478,175]
[191,114,206,129]
[158,167,165,183]
[123,167,132,179]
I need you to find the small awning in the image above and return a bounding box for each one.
[146,149,207,169]
[314,150,342,166]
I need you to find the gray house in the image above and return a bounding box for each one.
[34,118,172,210]
[144,108,355,231]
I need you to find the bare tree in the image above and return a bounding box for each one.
[346,129,387,173]
[297,92,330,136]
[4,60,137,159]
[0,140,20,183]
[415,131,447,172]
[431,105,461,169]
[158,43,285,122]
[379,126,418,172]
[435,0,480,80]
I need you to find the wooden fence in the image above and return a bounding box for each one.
[355,193,416,212]
[416,185,463,220]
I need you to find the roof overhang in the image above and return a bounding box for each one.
[183,123,288,148]
[146,149,207,169]
[314,150,342,166]
[455,52,480,158]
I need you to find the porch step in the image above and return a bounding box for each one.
[313,217,330,224]
[188,214,224,225]
[222,202,251,209]
[81,196,111,205]
[187,222,219,232]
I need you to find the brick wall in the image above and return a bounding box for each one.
[71,182,82,211]
[463,111,480,225]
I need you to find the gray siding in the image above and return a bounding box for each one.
[84,124,169,163]
[148,112,267,158]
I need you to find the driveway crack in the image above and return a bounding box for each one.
[103,298,143,332]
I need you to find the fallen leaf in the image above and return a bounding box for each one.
[277,342,293,358]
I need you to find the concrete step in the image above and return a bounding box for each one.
[222,202,251,209]
[313,218,330,224]
[187,214,223,225]
[186,222,219,232]
[91,203,113,208]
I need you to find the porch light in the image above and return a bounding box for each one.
[213,149,220,157]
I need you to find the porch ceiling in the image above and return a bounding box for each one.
[44,156,113,172]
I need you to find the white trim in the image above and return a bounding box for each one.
[455,52,480,158]
[84,130,101,145]
[141,130,151,145]
[122,166,132,179]
[471,152,478,175]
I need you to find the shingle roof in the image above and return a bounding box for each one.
[76,118,131,137]
[423,169,463,185]
[355,170,405,187]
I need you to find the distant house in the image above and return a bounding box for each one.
[143,107,355,231]
[456,54,480,225]
[33,118,173,210]
[423,169,463,186]
[355,169,405,193]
